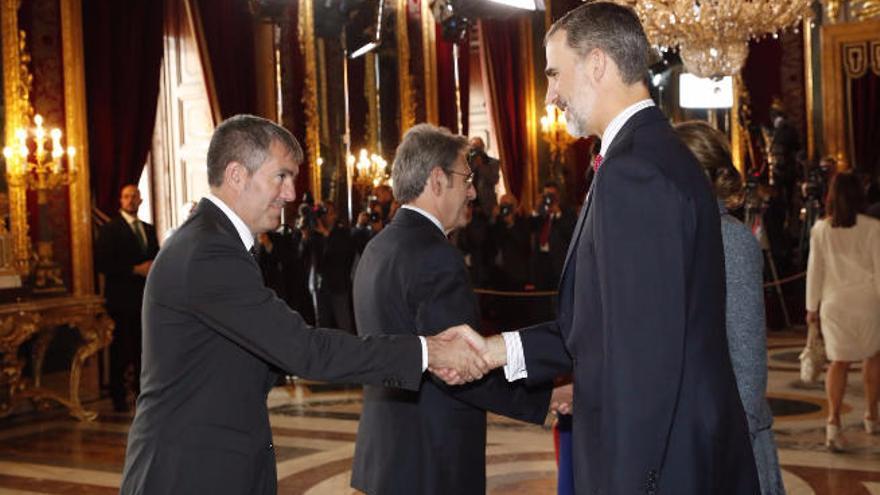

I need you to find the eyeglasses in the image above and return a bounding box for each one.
[448,169,474,185]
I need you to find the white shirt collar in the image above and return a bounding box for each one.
[205,194,255,252]
[119,209,139,225]
[599,99,655,156]
[401,204,446,235]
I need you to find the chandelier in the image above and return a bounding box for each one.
[618,0,813,78]
[539,105,577,163]
[347,148,390,190]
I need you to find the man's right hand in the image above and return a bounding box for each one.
[426,325,490,385]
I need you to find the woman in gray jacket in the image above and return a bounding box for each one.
[676,121,785,494]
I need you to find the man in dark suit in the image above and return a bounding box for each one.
[119,115,488,495]
[467,3,760,493]
[350,124,551,495]
[95,184,159,412]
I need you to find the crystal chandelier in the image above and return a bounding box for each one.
[617,0,813,78]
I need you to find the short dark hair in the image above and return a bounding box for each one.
[545,2,652,85]
[674,121,744,208]
[206,114,303,187]
[392,124,468,204]
[826,172,864,228]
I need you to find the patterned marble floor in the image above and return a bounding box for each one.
[0,331,878,494]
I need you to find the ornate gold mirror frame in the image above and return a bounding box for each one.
[2,0,29,277]
[0,0,93,294]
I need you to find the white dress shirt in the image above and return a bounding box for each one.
[501,99,656,381]
[205,194,255,252]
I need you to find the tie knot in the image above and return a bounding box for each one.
[592,154,604,172]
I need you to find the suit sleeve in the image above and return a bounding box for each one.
[724,226,769,432]
[412,244,552,424]
[594,156,690,471]
[185,235,423,390]
[519,320,572,385]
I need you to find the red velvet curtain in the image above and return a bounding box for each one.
[849,72,880,177]
[83,0,164,214]
[479,18,528,200]
[436,27,470,137]
[194,0,258,121]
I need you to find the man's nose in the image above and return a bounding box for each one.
[280,178,296,202]
[545,86,557,107]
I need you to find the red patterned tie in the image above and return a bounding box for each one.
[592,154,604,172]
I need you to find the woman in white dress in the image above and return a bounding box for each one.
[806,172,880,451]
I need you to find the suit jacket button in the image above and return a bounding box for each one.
[268,442,274,450]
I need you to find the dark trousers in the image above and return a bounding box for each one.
[315,290,354,334]
[109,309,142,409]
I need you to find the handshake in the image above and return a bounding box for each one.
[424,325,574,415]
[424,325,507,385]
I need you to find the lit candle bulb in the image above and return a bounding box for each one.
[51,128,63,159]
[34,115,46,157]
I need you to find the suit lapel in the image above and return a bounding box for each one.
[556,106,667,289]
[197,198,260,267]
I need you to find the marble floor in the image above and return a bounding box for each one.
[0,331,878,494]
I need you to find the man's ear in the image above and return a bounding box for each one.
[224,161,247,191]
[429,166,446,196]
[590,48,607,83]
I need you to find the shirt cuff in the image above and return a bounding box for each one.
[419,336,428,372]
[502,331,527,381]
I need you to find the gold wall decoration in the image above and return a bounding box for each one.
[3,0,31,276]
[852,0,880,20]
[520,16,539,209]
[364,52,379,151]
[804,17,816,159]
[396,0,415,136]
[298,0,321,202]
[421,0,438,125]
[820,18,880,166]
[61,0,94,295]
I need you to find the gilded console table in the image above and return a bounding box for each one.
[0,295,113,421]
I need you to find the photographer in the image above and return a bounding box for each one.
[453,201,492,287]
[530,181,576,291]
[490,194,530,291]
[353,199,386,254]
[308,201,357,333]
[468,137,501,216]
